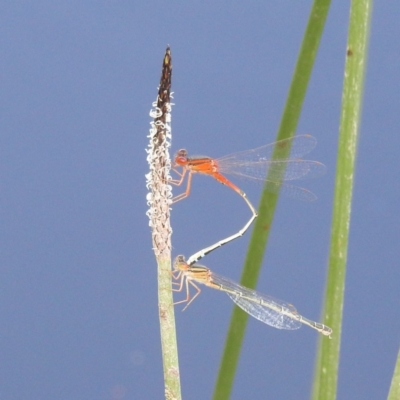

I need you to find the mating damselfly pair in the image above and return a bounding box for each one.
[171,135,332,337]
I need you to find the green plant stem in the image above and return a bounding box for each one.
[158,256,181,400]
[213,1,331,399]
[312,1,371,399]
[388,348,400,400]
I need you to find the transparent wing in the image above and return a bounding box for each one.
[215,135,325,202]
[228,293,301,330]
[209,272,301,330]
[236,178,319,201]
[218,159,326,182]
[216,135,318,164]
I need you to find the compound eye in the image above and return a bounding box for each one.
[175,149,188,165]
[176,149,187,157]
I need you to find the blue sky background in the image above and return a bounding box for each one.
[1,2,399,399]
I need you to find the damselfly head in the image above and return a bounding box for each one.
[174,149,188,165]
[173,255,189,271]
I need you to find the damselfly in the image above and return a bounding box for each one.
[173,255,332,337]
[171,135,325,265]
